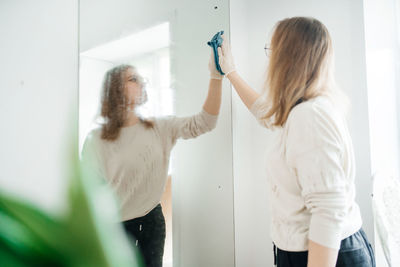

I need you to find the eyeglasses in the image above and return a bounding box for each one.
[264,45,271,57]
[129,75,148,87]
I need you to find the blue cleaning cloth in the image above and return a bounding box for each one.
[207,30,225,75]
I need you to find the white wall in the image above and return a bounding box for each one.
[79,1,234,266]
[230,0,374,266]
[0,1,78,215]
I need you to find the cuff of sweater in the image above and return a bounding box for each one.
[250,97,261,117]
[308,214,343,250]
[210,73,224,80]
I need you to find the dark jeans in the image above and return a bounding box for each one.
[274,228,376,267]
[123,204,166,267]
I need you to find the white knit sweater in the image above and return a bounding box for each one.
[81,109,218,221]
[250,95,362,250]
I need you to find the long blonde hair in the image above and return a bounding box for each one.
[262,17,340,127]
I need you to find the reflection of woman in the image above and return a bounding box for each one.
[217,17,375,266]
[82,52,223,267]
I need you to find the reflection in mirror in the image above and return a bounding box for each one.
[78,4,229,265]
[79,22,172,143]
[79,22,175,266]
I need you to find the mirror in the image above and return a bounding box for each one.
[78,0,234,266]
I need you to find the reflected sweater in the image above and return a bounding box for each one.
[82,109,218,221]
[250,95,362,251]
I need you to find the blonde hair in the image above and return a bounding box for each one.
[100,64,153,141]
[261,17,343,127]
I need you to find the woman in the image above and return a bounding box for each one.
[81,51,223,267]
[217,17,375,267]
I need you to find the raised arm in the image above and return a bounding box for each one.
[203,50,223,115]
[217,35,260,110]
[156,50,224,142]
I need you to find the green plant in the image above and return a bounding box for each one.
[0,136,142,267]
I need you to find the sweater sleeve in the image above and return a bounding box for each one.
[249,96,272,128]
[157,109,218,142]
[285,102,349,250]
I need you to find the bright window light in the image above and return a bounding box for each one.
[81,22,170,62]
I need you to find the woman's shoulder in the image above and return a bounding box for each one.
[286,95,344,131]
[81,127,103,160]
[83,127,102,146]
[88,127,102,138]
[151,115,177,129]
[290,96,337,118]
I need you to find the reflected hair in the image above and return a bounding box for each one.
[100,64,153,141]
[261,17,348,127]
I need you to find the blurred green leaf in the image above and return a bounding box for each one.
[0,193,68,266]
[0,129,142,267]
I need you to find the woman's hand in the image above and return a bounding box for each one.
[216,35,259,110]
[217,35,236,77]
[209,49,223,80]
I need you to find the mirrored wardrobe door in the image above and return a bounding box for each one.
[79,0,234,266]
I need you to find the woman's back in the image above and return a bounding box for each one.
[252,95,362,251]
